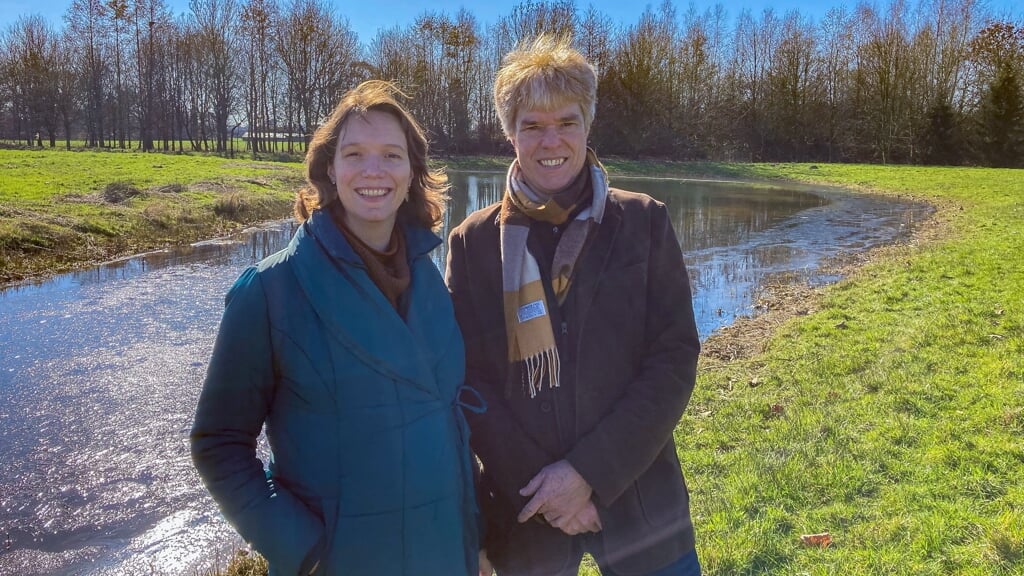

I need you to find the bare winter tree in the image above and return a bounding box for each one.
[765,10,823,160]
[969,20,1024,166]
[276,0,358,152]
[2,0,1022,165]
[108,0,131,148]
[239,0,279,156]
[853,0,917,163]
[53,28,79,149]
[128,0,171,150]
[65,0,110,147]
[819,5,856,161]
[595,5,679,156]
[190,0,240,152]
[732,7,782,160]
[2,16,64,146]
[675,3,729,158]
[495,0,576,49]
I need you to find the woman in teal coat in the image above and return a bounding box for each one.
[191,81,481,576]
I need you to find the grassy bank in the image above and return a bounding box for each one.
[0,148,303,285]
[677,163,1023,575]
[3,150,1020,574]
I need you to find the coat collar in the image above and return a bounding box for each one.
[307,207,442,265]
[287,210,451,396]
[564,191,623,323]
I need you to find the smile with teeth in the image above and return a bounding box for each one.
[539,158,566,167]
[356,188,390,197]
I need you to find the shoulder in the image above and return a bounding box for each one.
[607,187,665,212]
[449,201,502,241]
[231,226,306,301]
[605,188,669,228]
[403,223,444,258]
[250,241,298,287]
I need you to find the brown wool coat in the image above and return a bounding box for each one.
[446,188,701,575]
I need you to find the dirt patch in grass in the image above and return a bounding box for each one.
[153,183,188,194]
[224,158,299,170]
[102,181,144,203]
[190,180,236,194]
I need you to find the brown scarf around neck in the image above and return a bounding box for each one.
[326,201,410,310]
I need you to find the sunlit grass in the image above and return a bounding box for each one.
[678,163,1024,575]
[0,148,303,283]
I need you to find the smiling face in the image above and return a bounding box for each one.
[510,101,588,197]
[327,109,411,249]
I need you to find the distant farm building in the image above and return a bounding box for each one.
[241,131,307,144]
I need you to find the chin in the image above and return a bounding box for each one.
[545,177,573,191]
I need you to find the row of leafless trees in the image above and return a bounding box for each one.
[1,0,1022,166]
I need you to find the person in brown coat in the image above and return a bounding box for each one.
[445,35,702,576]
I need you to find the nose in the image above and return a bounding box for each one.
[539,126,559,147]
[361,154,384,175]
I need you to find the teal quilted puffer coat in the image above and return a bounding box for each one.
[191,209,480,576]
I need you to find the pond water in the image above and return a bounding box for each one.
[0,174,930,575]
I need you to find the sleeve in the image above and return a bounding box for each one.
[564,202,701,505]
[190,267,324,574]
[445,227,555,511]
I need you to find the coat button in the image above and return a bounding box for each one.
[540,401,552,413]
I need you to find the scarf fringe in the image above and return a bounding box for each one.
[523,348,561,398]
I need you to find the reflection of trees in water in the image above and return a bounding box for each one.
[10,177,915,341]
[446,173,504,228]
[48,222,302,290]
[644,182,829,253]
[438,174,831,301]
[247,226,296,261]
[436,173,505,271]
[606,179,828,337]
[446,174,830,257]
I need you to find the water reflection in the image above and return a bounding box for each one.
[0,175,929,575]
[2,222,299,299]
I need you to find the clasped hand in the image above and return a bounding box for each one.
[517,460,602,535]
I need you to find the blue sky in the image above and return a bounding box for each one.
[2,0,1020,42]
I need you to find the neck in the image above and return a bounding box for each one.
[343,216,394,252]
[327,206,391,251]
[324,200,396,251]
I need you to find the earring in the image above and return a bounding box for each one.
[329,176,336,185]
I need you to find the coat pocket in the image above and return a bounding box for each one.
[634,450,690,531]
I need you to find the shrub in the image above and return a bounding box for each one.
[142,201,177,228]
[213,191,246,219]
[102,181,143,203]
[200,550,268,576]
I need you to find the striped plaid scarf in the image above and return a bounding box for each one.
[500,149,608,398]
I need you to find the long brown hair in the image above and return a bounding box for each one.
[294,80,448,230]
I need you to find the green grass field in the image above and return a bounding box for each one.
[2,149,1020,575]
[674,163,1024,576]
[0,148,304,283]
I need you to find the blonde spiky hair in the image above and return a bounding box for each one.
[493,34,597,140]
